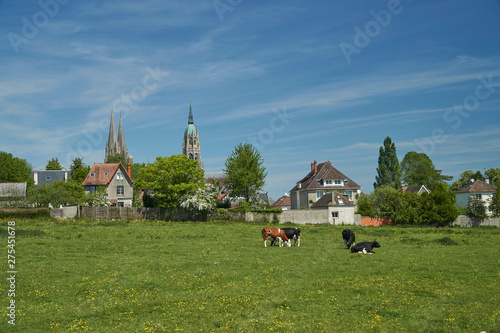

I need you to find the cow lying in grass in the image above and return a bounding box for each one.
[262,228,291,247]
[271,228,301,247]
[351,240,380,254]
[342,229,355,249]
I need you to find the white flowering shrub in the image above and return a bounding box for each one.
[180,184,218,212]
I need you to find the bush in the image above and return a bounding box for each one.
[0,208,51,219]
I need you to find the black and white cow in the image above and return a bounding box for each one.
[351,240,380,254]
[342,229,355,249]
[271,228,301,247]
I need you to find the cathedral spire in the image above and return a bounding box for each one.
[188,102,194,124]
[182,102,203,169]
[105,110,118,161]
[117,112,128,157]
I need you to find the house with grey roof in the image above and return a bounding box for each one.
[455,179,497,216]
[31,170,71,186]
[290,160,361,210]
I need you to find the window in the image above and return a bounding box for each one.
[104,172,108,176]
[316,191,324,200]
[116,172,124,180]
[334,180,342,185]
[338,198,344,205]
[46,176,51,180]
[117,202,124,207]
[474,194,482,200]
[89,186,97,194]
[325,180,332,185]
[90,173,95,177]
[332,211,339,218]
[117,186,124,195]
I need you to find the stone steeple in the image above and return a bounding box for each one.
[182,103,203,169]
[117,113,128,158]
[105,110,131,163]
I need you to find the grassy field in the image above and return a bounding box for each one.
[0,218,499,332]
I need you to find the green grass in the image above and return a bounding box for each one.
[0,219,499,332]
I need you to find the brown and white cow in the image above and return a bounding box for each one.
[262,228,291,247]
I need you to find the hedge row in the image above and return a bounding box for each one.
[0,208,51,219]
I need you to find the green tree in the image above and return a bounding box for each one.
[224,143,267,203]
[485,168,500,187]
[374,137,401,190]
[370,185,402,218]
[489,187,500,217]
[135,155,204,209]
[427,182,459,225]
[106,153,129,165]
[466,196,487,219]
[0,152,33,186]
[45,157,62,170]
[28,180,85,207]
[355,193,374,217]
[69,157,91,185]
[401,151,452,187]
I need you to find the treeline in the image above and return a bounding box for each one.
[357,183,459,226]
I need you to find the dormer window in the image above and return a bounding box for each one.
[90,173,95,177]
[324,179,343,186]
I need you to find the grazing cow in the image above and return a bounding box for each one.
[262,228,291,247]
[342,229,355,249]
[271,228,301,247]
[351,240,380,254]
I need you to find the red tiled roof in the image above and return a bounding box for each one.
[291,161,361,192]
[455,180,497,194]
[82,163,132,186]
[270,195,291,208]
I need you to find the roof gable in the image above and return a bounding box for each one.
[270,195,291,208]
[455,180,497,194]
[82,163,132,186]
[292,161,361,192]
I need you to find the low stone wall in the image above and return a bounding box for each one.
[79,207,200,221]
[279,210,330,225]
[453,215,500,227]
[360,217,394,226]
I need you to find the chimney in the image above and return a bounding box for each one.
[127,162,131,179]
[314,160,317,173]
[311,162,314,172]
[485,178,490,184]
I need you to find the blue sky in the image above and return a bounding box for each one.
[1,0,500,200]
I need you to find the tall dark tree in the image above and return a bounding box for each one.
[224,143,267,203]
[69,157,91,185]
[374,137,401,190]
[401,151,452,187]
[45,157,62,170]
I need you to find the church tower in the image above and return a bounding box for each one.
[105,110,132,163]
[182,103,203,169]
